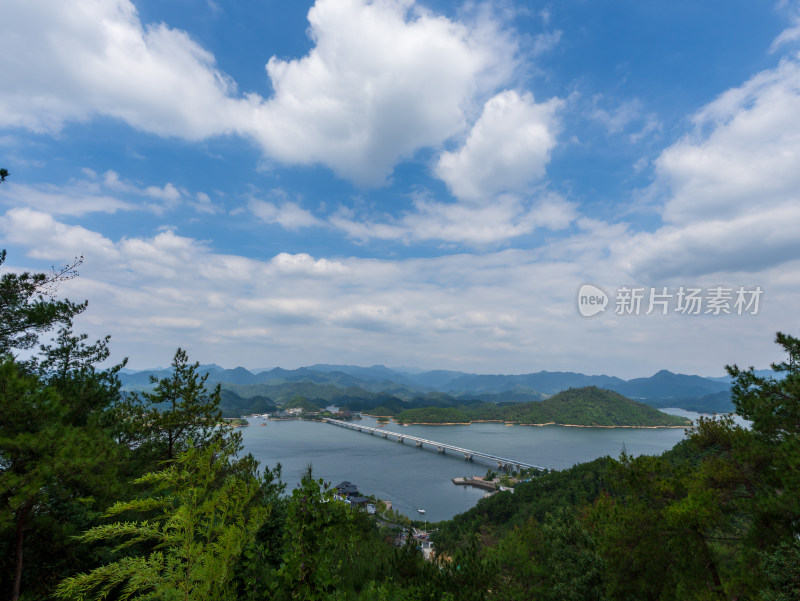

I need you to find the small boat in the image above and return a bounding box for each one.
[417,508,425,514]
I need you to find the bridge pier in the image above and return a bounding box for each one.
[321,418,540,472]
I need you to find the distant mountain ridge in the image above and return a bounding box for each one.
[393,386,691,427]
[440,371,625,395]
[119,363,738,413]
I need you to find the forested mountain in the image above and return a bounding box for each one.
[440,370,626,395]
[120,364,735,413]
[612,369,728,400]
[393,387,690,427]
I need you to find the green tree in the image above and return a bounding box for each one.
[675,332,800,597]
[648,332,800,598]
[484,519,547,601]
[540,507,606,601]
[759,539,800,601]
[589,449,734,601]
[232,466,286,601]
[0,355,124,601]
[725,332,800,545]
[272,468,357,601]
[55,438,268,601]
[128,348,224,463]
[0,250,86,354]
[587,333,800,600]
[0,251,122,599]
[1,252,126,601]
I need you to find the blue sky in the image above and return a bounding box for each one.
[1,0,799,377]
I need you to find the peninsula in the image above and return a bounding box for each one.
[388,387,691,428]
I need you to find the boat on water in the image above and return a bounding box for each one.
[417,508,425,514]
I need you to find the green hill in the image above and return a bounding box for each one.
[498,386,690,427]
[394,406,472,424]
[394,387,690,427]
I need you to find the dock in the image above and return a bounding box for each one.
[452,477,497,491]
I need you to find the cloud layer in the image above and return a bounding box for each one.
[1,0,521,188]
[0,0,248,137]
[252,0,519,185]
[1,0,798,379]
[0,206,788,378]
[628,55,800,278]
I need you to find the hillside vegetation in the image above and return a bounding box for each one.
[394,387,689,427]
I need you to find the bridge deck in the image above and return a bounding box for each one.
[322,418,545,471]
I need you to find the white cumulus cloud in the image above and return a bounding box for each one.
[0,0,520,187]
[0,0,250,137]
[249,0,518,186]
[436,90,561,202]
[655,56,800,225]
[0,208,120,260]
[627,55,800,278]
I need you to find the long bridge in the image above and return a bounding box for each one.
[322,418,546,472]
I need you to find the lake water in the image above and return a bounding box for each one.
[240,410,709,523]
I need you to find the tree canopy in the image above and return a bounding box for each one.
[0,251,86,354]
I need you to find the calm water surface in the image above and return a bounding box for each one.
[240,411,701,523]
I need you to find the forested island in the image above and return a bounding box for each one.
[2,250,799,600]
[387,387,690,427]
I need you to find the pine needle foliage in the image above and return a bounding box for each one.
[55,438,268,601]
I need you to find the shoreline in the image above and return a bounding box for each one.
[397,421,471,426]
[555,423,689,429]
[374,418,690,429]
